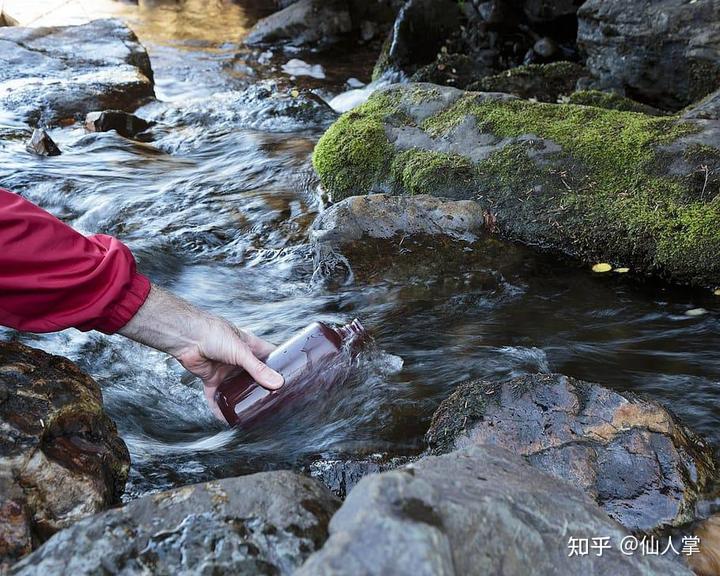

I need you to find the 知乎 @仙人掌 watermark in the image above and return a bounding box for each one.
[567,535,700,557]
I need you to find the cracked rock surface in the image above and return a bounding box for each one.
[9,471,340,576]
[426,373,716,532]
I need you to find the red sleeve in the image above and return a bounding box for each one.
[0,189,151,334]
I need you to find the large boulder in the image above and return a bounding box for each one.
[245,0,352,47]
[0,342,130,570]
[426,373,716,532]
[297,445,692,575]
[312,83,720,288]
[0,19,155,125]
[577,0,720,111]
[10,471,340,575]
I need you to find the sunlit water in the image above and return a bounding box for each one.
[1,1,720,499]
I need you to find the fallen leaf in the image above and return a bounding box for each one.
[614,267,630,273]
[714,288,720,296]
[290,89,300,98]
[592,263,612,273]
[686,308,708,317]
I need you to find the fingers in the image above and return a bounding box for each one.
[238,329,277,360]
[239,349,284,390]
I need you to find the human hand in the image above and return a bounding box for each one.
[118,284,284,420]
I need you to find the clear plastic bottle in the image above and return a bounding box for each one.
[216,319,366,426]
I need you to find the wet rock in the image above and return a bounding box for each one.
[297,445,691,575]
[311,194,490,283]
[467,61,589,103]
[577,0,720,111]
[10,471,340,576]
[0,19,155,125]
[26,128,61,156]
[568,89,664,115]
[85,110,154,139]
[372,0,462,80]
[313,83,720,287]
[0,342,130,570]
[426,373,716,532]
[245,0,352,47]
[683,88,720,121]
[304,454,414,499]
[688,513,720,575]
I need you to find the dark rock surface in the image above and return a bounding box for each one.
[373,0,462,80]
[426,373,716,532]
[468,61,590,103]
[0,19,155,125]
[26,128,61,156]
[85,110,154,139]
[297,445,691,575]
[245,0,352,47]
[313,83,720,287]
[10,471,340,576]
[568,89,664,115]
[0,342,130,570]
[577,0,720,111]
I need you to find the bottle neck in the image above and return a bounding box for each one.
[336,318,366,344]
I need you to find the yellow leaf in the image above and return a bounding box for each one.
[614,267,630,273]
[714,288,720,296]
[290,89,300,98]
[592,263,612,273]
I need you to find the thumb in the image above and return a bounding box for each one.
[238,348,284,391]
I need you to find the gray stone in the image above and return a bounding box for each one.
[0,19,155,125]
[577,0,720,111]
[10,471,340,576]
[85,110,154,139]
[683,88,720,120]
[426,373,716,532]
[245,0,352,47]
[27,128,61,156]
[297,445,692,575]
[0,342,130,570]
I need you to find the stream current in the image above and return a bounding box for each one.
[1,0,719,499]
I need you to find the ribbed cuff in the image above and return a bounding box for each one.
[96,272,152,335]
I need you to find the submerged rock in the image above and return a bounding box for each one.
[467,61,590,103]
[0,19,155,125]
[245,0,352,47]
[85,110,154,139]
[27,128,61,156]
[577,0,720,111]
[426,373,716,532]
[0,342,129,570]
[304,453,413,499]
[297,445,691,575]
[10,471,339,575]
[312,83,720,287]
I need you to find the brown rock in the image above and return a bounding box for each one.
[0,342,130,569]
[426,373,716,532]
[85,110,153,139]
[688,514,720,576]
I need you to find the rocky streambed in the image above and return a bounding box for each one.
[2,1,720,574]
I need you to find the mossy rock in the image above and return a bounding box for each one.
[569,90,664,116]
[467,61,589,103]
[313,83,720,287]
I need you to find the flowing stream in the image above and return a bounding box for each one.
[1,1,720,499]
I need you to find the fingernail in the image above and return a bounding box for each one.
[268,370,284,389]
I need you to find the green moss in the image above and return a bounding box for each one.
[568,90,662,115]
[312,91,402,200]
[390,149,478,196]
